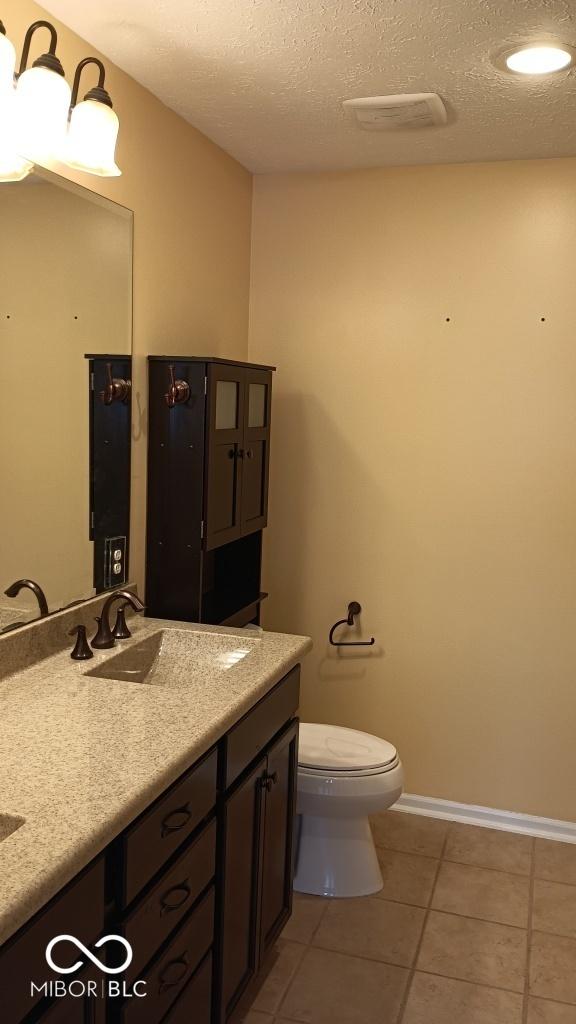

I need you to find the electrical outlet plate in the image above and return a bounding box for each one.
[104,536,127,589]
[343,93,448,131]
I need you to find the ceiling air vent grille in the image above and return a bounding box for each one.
[343,93,448,131]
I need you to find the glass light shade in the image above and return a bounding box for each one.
[64,99,121,177]
[0,30,16,93]
[506,45,573,75]
[15,65,71,165]
[0,87,33,182]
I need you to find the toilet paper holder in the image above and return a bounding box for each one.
[329,602,375,647]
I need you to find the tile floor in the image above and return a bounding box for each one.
[234,810,576,1024]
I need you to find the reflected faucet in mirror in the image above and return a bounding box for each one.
[4,579,49,618]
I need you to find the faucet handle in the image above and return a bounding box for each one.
[91,615,115,650]
[69,625,93,661]
[113,603,132,640]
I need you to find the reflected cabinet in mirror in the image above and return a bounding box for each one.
[0,168,133,632]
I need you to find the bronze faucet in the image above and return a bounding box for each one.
[4,579,49,618]
[92,590,145,650]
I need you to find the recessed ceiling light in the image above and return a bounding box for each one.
[505,44,573,75]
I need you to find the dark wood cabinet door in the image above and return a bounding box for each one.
[220,757,266,1019]
[259,720,299,957]
[146,360,206,619]
[241,368,272,537]
[205,364,246,551]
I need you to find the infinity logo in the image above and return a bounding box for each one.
[46,935,133,975]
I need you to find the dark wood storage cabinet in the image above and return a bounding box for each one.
[146,358,274,627]
[0,668,299,1024]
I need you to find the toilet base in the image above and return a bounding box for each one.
[294,813,383,898]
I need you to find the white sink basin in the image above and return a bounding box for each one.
[85,629,259,686]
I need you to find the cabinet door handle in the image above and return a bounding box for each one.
[246,448,254,459]
[160,804,192,838]
[158,953,190,993]
[237,449,245,459]
[159,880,192,915]
[260,771,278,792]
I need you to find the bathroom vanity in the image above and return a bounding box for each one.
[0,613,310,1024]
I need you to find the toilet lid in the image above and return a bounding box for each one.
[299,723,398,772]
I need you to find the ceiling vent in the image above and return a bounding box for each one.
[343,93,448,131]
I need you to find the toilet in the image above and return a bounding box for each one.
[294,723,404,898]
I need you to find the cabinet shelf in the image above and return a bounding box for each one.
[216,593,269,628]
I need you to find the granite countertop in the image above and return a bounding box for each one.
[0,616,311,946]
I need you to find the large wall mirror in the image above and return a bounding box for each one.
[0,168,133,632]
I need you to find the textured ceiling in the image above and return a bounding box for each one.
[41,0,576,172]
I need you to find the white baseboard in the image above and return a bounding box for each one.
[394,793,576,845]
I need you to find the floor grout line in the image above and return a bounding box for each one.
[392,904,530,934]
[441,856,533,879]
[522,838,536,1024]
[273,898,330,1017]
[395,824,452,1023]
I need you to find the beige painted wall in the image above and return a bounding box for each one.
[249,158,576,822]
[2,0,252,595]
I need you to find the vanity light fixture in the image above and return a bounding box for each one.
[64,57,121,177]
[504,43,574,75]
[0,18,121,182]
[0,21,33,181]
[0,18,15,89]
[14,20,71,166]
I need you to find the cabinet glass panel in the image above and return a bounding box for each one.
[248,384,267,428]
[215,381,239,430]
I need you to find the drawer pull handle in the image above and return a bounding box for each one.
[158,953,190,993]
[261,771,278,793]
[161,804,192,838]
[160,881,192,915]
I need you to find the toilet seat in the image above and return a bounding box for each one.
[298,723,398,776]
[299,757,400,779]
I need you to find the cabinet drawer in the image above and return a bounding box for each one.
[225,666,300,787]
[123,820,216,982]
[121,887,214,1024]
[122,747,217,905]
[162,953,212,1024]
[37,995,85,1023]
[0,857,104,1024]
